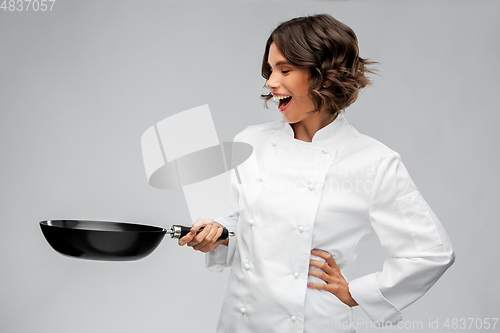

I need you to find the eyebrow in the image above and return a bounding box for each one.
[268,60,292,68]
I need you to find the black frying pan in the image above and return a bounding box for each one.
[39,220,233,261]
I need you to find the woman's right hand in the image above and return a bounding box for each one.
[178,218,229,252]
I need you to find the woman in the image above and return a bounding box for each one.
[179,14,454,333]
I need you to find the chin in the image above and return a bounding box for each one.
[283,117,299,125]
[281,113,296,124]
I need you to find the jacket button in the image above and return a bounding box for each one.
[244,263,250,270]
[257,176,263,182]
[290,316,297,322]
[248,218,254,226]
[307,184,315,191]
[271,141,277,146]
[298,226,304,233]
[322,148,329,154]
[240,307,246,314]
[293,272,299,278]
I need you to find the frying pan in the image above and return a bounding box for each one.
[39,220,233,261]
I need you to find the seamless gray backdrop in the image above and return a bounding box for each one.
[1,1,499,332]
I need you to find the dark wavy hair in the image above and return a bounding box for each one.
[261,14,376,116]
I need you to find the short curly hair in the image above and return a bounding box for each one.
[261,14,376,116]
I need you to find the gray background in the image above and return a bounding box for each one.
[1,1,499,332]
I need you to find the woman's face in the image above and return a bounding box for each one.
[266,42,317,124]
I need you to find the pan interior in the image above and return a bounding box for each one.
[42,220,165,233]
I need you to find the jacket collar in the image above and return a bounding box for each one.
[282,113,348,143]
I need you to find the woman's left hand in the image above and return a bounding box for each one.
[308,249,358,307]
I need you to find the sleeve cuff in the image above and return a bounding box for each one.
[349,272,402,325]
[205,244,228,273]
[205,217,237,272]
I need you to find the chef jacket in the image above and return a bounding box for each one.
[206,113,455,333]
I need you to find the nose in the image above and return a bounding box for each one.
[265,72,279,90]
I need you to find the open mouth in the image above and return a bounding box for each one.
[273,94,292,110]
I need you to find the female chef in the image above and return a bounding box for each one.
[179,14,455,333]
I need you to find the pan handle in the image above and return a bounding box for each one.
[168,225,234,240]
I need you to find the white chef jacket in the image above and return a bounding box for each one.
[206,113,455,333]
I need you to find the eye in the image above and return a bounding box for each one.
[282,70,290,74]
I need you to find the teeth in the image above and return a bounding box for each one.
[272,94,291,101]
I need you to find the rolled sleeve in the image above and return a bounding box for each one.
[205,137,244,272]
[350,153,455,324]
[205,214,238,272]
[349,272,401,325]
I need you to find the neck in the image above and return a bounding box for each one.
[291,111,337,142]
